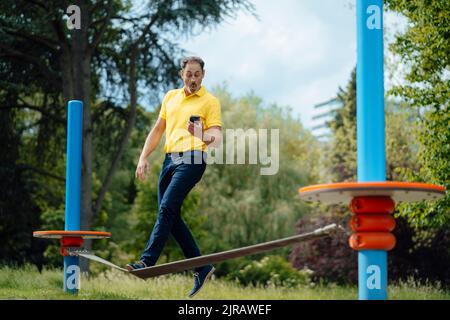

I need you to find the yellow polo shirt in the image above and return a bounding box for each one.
[159,85,222,153]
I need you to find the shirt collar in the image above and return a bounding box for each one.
[182,85,205,98]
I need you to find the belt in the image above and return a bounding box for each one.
[166,150,205,157]
[166,151,207,164]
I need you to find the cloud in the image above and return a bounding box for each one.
[182,0,404,130]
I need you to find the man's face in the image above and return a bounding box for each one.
[181,62,204,95]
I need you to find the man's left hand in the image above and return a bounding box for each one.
[187,120,203,139]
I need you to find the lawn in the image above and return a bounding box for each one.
[0,265,448,300]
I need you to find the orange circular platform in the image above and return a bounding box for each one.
[299,181,445,205]
[33,230,111,239]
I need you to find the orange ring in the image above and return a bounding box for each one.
[349,215,396,232]
[350,196,395,214]
[60,237,84,248]
[349,232,396,251]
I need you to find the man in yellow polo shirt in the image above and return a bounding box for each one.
[127,57,222,298]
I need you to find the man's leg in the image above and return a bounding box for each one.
[159,157,204,265]
[171,215,201,260]
[157,156,173,207]
[130,157,172,269]
[140,161,206,265]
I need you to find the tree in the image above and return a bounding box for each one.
[289,67,445,285]
[385,0,449,229]
[384,2,450,285]
[324,68,357,183]
[0,0,254,269]
[196,86,319,256]
[0,94,44,267]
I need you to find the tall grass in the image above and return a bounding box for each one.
[0,265,448,300]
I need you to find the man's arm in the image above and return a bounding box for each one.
[187,122,222,148]
[202,126,222,148]
[136,117,166,181]
[139,117,166,159]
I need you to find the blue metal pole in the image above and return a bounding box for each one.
[64,100,83,294]
[356,0,387,300]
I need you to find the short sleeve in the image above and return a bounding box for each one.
[205,97,222,129]
[159,92,170,119]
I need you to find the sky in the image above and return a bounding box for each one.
[180,0,406,132]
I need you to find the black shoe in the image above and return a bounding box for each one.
[188,265,215,298]
[126,260,148,271]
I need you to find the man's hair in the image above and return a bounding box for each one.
[180,56,205,71]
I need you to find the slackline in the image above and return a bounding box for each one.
[77,252,128,272]
[74,223,338,279]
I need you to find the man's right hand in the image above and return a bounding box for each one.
[135,158,149,182]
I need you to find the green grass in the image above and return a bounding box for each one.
[0,265,448,300]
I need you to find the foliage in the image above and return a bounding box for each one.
[385,0,449,229]
[89,105,156,264]
[385,0,449,108]
[0,0,254,268]
[389,216,450,287]
[395,108,449,229]
[227,255,313,288]
[290,214,357,285]
[291,212,450,287]
[323,68,420,183]
[38,208,65,267]
[0,106,43,267]
[323,68,357,182]
[197,86,318,258]
[385,101,421,181]
[383,1,450,285]
[291,65,449,285]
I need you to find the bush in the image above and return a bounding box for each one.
[227,255,313,288]
[289,213,358,285]
[290,212,450,288]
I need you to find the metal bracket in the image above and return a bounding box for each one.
[64,247,92,257]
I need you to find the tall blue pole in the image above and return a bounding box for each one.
[356,0,387,300]
[64,100,83,294]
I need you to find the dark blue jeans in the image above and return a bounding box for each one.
[140,152,207,269]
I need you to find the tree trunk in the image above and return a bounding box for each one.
[93,46,139,218]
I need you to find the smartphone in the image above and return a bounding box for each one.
[190,115,201,123]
